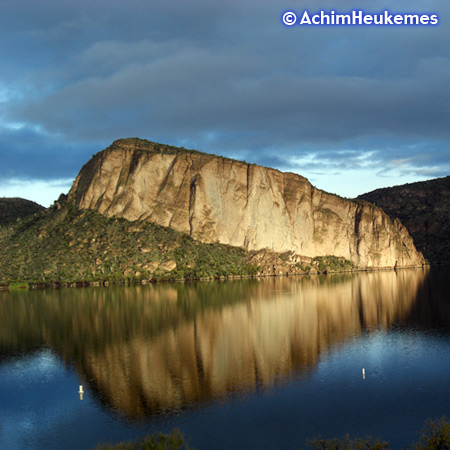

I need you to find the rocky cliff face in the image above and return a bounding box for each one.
[359,177,450,263]
[68,138,425,269]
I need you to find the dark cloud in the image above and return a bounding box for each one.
[0,0,449,196]
[0,126,102,181]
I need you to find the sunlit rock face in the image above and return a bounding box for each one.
[68,138,425,269]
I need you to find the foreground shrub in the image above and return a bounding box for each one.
[93,429,194,450]
[406,417,450,450]
[305,435,390,450]
[93,417,450,450]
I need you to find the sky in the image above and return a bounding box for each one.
[1,0,449,207]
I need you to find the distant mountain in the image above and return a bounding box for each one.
[358,176,450,263]
[0,197,44,226]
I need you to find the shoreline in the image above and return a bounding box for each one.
[1,263,430,291]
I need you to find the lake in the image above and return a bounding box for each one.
[1,267,449,450]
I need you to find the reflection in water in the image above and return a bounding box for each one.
[0,269,428,418]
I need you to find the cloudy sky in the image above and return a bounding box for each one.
[1,0,449,206]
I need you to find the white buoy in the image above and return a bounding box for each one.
[79,385,84,400]
[362,368,366,380]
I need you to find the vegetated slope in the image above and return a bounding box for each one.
[358,176,450,263]
[0,197,44,226]
[0,199,358,286]
[68,138,424,270]
[0,202,259,285]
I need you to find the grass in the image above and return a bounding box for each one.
[7,282,30,291]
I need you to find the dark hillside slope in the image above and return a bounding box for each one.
[0,197,44,226]
[358,176,450,263]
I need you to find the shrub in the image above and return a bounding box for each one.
[305,418,450,450]
[8,282,29,291]
[406,417,450,450]
[305,435,390,450]
[93,429,195,450]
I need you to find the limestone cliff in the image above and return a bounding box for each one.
[68,138,425,269]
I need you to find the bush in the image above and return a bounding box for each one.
[93,429,194,450]
[304,418,450,450]
[305,435,390,450]
[93,418,450,450]
[406,417,450,450]
[8,282,29,291]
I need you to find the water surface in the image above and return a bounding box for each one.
[1,268,449,449]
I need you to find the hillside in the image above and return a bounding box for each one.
[0,201,356,287]
[358,176,450,263]
[0,203,254,286]
[0,197,44,226]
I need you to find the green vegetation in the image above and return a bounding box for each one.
[313,255,355,273]
[0,192,356,288]
[0,203,260,286]
[0,199,361,287]
[279,251,292,261]
[297,262,312,272]
[109,138,246,165]
[305,417,450,450]
[407,417,450,450]
[7,282,29,291]
[93,429,194,450]
[0,197,44,226]
[305,435,389,450]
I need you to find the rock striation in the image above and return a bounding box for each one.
[68,138,425,269]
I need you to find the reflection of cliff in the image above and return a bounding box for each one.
[85,271,426,417]
[0,270,427,418]
[404,266,450,329]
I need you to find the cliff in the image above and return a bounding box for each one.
[359,176,450,263]
[68,138,424,269]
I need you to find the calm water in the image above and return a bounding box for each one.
[1,267,449,450]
